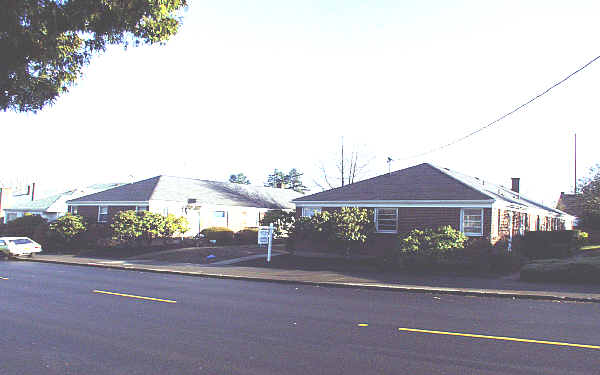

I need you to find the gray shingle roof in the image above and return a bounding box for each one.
[294,163,571,217]
[295,163,491,202]
[68,176,303,209]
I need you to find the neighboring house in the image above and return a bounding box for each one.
[293,163,574,252]
[66,175,303,235]
[2,183,124,223]
[556,192,584,227]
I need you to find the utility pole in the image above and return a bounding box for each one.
[341,137,345,187]
[574,132,577,194]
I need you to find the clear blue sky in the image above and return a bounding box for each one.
[3,0,599,205]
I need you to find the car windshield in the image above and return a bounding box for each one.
[10,239,32,245]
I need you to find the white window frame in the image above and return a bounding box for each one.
[301,207,322,218]
[460,208,484,236]
[70,206,78,215]
[98,206,109,223]
[375,208,398,233]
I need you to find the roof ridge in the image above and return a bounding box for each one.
[427,164,497,201]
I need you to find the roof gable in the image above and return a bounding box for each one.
[295,163,492,202]
[68,177,160,203]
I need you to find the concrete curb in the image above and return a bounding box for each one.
[19,257,600,304]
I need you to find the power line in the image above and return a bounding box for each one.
[391,54,600,163]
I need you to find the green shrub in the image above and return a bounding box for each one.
[111,210,141,242]
[163,214,190,237]
[520,230,587,259]
[287,208,375,254]
[111,210,189,245]
[1,215,47,237]
[235,228,258,244]
[398,226,468,258]
[202,227,235,243]
[49,214,87,242]
[260,210,295,238]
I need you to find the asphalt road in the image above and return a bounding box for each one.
[1,261,599,375]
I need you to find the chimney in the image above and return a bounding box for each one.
[31,182,35,201]
[511,178,520,193]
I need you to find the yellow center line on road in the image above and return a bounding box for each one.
[357,323,369,327]
[93,290,177,304]
[398,327,600,350]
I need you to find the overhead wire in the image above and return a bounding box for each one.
[390,54,600,163]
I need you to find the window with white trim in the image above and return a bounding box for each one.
[98,206,109,223]
[375,208,398,233]
[461,208,483,236]
[70,206,78,215]
[301,207,321,218]
[136,206,149,213]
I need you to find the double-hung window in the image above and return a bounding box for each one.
[98,206,109,223]
[301,207,321,218]
[375,208,398,233]
[461,208,483,236]
[136,206,149,213]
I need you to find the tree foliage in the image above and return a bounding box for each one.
[1,0,187,112]
[579,163,600,227]
[264,168,308,193]
[229,173,251,185]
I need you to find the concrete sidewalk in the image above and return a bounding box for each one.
[19,254,600,303]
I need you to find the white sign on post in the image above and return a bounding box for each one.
[258,226,270,245]
[257,225,274,262]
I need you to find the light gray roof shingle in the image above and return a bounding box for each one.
[68,176,303,209]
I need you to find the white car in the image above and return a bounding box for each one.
[0,237,43,257]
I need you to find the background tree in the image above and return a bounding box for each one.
[264,168,308,193]
[315,137,374,190]
[264,169,287,188]
[1,0,188,112]
[285,168,308,193]
[578,163,600,228]
[229,173,251,185]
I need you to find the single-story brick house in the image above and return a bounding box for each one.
[2,183,123,223]
[293,163,574,252]
[67,175,303,236]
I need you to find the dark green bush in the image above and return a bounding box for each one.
[202,227,235,243]
[260,210,295,238]
[235,228,258,244]
[287,208,375,254]
[520,230,587,259]
[0,215,47,237]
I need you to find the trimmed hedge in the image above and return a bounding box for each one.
[202,227,235,243]
[520,230,588,259]
[235,228,258,244]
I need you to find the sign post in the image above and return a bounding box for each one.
[267,223,273,263]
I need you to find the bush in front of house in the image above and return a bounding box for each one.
[111,210,190,246]
[202,227,235,244]
[520,256,600,283]
[287,208,375,255]
[259,210,295,238]
[520,230,588,259]
[235,228,259,244]
[397,226,468,268]
[48,214,87,243]
[0,214,47,237]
